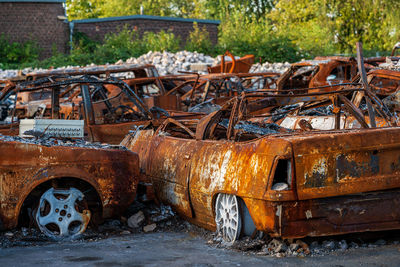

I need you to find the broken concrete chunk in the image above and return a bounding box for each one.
[127,211,145,228]
[143,223,157,232]
[268,239,288,253]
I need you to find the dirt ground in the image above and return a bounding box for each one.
[0,230,400,267]
[0,203,399,266]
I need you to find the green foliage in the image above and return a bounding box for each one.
[94,26,146,62]
[67,0,203,20]
[268,0,335,57]
[217,10,301,62]
[7,0,400,69]
[143,30,181,52]
[66,0,274,20]
[0,34,40,67]
[72,31,99,53]
[185,22,214,54]
[66,0,101,20]
[269,0,400,56]
[4,26,185,69]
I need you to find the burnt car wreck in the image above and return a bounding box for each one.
[122,82,400,243]
[0,135,139,240]
[1,42,400,249]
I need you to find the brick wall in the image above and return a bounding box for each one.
[73,16,219,46]
[0,1,69,59]
[0,2,219,61]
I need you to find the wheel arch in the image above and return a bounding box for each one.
[16,169,104,228]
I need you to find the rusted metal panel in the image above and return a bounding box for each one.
[142,95,181,111]
[277,189,400,238]
[291,127,400,200]
[208,51,255,74]
[0,139,139,230]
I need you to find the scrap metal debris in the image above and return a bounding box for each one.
[2,42,400,252]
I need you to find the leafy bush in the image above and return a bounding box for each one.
[217,10,302,62]
[0,34,40,67]
[72,31,99,54]
[185,22,214,55]
[143,30,181,52]
[95,25,146,63]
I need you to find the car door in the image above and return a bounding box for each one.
[146,132,197,218]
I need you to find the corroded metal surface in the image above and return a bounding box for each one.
[0,139,139,230]
[276,57,359,91]
[208,51,255,74]
[122,88,400,238]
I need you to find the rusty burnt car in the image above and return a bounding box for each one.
[0,135,139,240]
[0,76,201,144]
[121,85,400,243]
[349,68,400,113]
[276,57,359,91]
[276,56,384,93]
[207,51,255,74]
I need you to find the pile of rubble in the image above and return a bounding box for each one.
[0,51,291,79]
[0,203,181,248]
[210,233,399,258]
[378,57,400,71]
[250,62,291,74]
[0,134,125,150]
[124,50,215,75]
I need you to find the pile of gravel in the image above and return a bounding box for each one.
[0,51,291,79]
[250,62,291,74]
[124,50,215,75]
[211,234,398,258]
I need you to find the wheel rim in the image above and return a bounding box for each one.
[35,187,91,240]
[215,193,242,243]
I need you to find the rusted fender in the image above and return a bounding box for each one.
[0,140,139,229]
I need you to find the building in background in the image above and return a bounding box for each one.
[0,0,219,59]
[0,0,68,58]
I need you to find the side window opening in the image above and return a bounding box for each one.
[271,159,292,191]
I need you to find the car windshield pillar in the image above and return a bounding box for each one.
[81,84,95,125]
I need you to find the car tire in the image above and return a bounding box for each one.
[215,193,242,244]
[35,187,91,240]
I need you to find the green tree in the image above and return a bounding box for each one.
[269,0,400,55]
[218,9,301,62]
[66,0,102,20]
[323,0,400,53]
[269,0,335,57]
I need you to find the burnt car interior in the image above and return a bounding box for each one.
[0,76,153,126]
[152,83,397,144]
[369,75,400,96]
[279,64,320,90]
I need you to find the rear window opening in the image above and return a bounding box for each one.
[271,159,292,191]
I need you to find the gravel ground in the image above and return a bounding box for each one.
[1,201,399,260]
